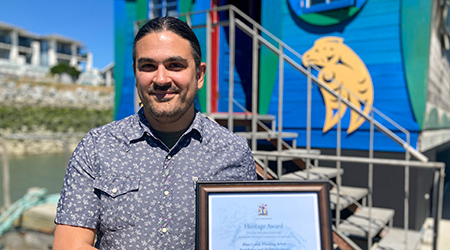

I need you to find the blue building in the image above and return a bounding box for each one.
[114,1,449,248]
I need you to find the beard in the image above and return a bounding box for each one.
[141,84,198,125]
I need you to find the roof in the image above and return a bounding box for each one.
[0,21,82,45]
[41,34,83,45]
[0,21,40,39]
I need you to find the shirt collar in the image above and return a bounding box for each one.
[125,108,205,143]
[186,110,205,139]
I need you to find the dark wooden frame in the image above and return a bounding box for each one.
[195,181,333,250]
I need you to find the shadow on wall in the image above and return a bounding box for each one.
[424,108,450,129]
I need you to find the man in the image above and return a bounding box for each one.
[53,16,256,249]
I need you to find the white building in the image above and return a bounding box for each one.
[0,21,111,86]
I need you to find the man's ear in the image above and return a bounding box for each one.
[132,62,136,75]
[197,62,206,90]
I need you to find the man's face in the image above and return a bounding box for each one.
[134,30,205,127]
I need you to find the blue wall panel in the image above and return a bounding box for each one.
[218,28,247,113]
[189,0,248,113]
[189,0,209,112]
[265,0,419,152]
[114,0,137,120]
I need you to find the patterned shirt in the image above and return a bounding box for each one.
[55,109,257,249]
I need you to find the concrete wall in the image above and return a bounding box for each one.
[0,80,113,110]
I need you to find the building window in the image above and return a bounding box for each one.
[0,48,9,59]
[149,0,177,19]
[41,41,48,52]
[19,51,32,64]
[18,36,32,47]
[0,31,11,44]
[57,43,72,55]
[301,0,355,14]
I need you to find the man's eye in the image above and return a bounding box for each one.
[168,63,185,70]
[140,64,156,71]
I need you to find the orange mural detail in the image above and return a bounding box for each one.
[302,37,374,134]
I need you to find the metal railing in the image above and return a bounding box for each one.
[135,5,444,249]
[252,150,445,250]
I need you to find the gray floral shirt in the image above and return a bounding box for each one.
[55,109,257,249]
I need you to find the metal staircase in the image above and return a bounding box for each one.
[162,5,446,250]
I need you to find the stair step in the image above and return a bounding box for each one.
[338,207,395,239]
[374,227,422,250]
[280,167,343,180]
[330,186,369,210]
[279,148,321,155]
[207,113,276,129]
[207,112,276,122]
[255,148,321,162]
[235,131,298,140]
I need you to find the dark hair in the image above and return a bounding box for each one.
[132,16,202,70]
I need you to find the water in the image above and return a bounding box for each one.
[0,153,69,207]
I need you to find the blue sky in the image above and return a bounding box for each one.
[0,0,114,69]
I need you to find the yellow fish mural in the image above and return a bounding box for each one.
[302,36,374,134]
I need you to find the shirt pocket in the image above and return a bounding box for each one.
[94,175,140,231]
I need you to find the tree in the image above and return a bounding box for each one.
[50,63,81,81]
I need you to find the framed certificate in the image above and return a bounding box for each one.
[196,181,333,250]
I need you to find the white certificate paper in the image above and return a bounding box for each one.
[208,193,321,250]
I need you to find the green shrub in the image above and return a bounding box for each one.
[50,63,81,80]
[0,106,113,133]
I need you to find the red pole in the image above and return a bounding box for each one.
[210,0,219,112]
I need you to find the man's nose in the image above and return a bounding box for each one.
[154,65,169,85]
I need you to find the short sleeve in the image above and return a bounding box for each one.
[238,136,257,180]
[55,132,100,229]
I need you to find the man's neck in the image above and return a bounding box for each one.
[152,128,187,149]
[144,108,196,132]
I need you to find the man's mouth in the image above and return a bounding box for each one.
[153,91,176,100]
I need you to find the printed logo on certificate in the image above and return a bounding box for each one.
[195,181,333,250]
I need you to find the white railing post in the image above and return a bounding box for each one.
[404,132,411,249]
[436,166,445,250]
[432,169,440,250]
[264,155,269,180]
[432,165,445,250]
[306,65,312,179]
[277,44,284,178]
[228,8,235,131]
[206,9,212,116]
[185,13,192,27]
[336,85,342,230]
[251,25,259,151]
[368,111,374,248]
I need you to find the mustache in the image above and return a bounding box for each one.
[151,84,179,92]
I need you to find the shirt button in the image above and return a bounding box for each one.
[167,155,171,160]
[112,188,118,194]
[164,190,169,196]
[162,228,168,233]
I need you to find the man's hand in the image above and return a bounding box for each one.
[53,224,97,250]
